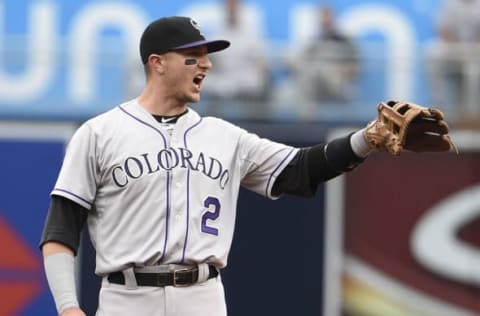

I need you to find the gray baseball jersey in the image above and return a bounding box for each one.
[52,99,298,275]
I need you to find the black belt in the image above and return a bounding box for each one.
[108,265,218,287]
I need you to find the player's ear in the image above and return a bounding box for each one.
[147,54,166,74]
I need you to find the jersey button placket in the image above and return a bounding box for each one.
[173,182,183,221]
[165,140,188,261]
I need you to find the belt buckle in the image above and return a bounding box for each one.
[172,268,191,287]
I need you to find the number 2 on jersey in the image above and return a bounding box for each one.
[202,196,220,236]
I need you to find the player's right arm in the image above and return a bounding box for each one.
[39,120,97,315]
[42,243,85,316]
[40,195,88,316]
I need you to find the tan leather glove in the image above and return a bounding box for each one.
[364,100,457,155]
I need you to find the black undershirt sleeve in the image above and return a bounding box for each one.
[272,133,364,197]
[39,195,88,255]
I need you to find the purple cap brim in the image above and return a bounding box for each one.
[173,39,230,53]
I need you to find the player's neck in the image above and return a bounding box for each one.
[137,87,187,116]
[152,109,189,124]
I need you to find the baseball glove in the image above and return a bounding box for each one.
[364,100,457,155]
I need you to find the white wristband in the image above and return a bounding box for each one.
[44,253,79,314]
[350,128,373,158]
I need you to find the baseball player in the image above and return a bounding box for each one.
[39,16,453,316]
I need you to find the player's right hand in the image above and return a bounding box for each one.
[60,307,86,316]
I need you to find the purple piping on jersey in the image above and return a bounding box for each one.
[118,106,168,147]
[53,188,92,206]
[180,116,203,263]
[118,105,171,262]
[265,148,296,197]
[160,173,171,262]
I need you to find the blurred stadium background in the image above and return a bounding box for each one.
[1,0,479,315]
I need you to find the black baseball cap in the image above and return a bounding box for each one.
[140,16,230,64]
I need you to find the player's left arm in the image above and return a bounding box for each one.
[272,129,369,197]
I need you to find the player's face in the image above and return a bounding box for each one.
[164,46,212,104]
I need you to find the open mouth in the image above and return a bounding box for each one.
[193,74,205,89]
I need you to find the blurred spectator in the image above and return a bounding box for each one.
[290,6,359,111]
[427,0,480,116]
[201,0,271,108]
